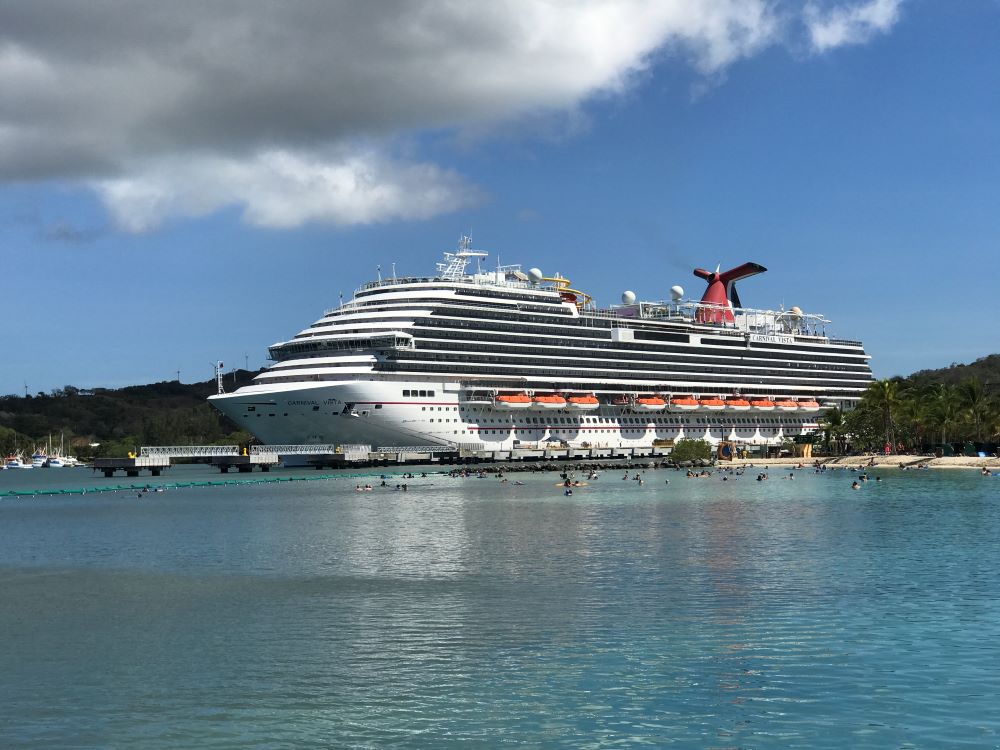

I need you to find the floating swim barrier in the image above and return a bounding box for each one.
[0,471,404,498]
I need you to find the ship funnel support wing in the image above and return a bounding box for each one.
[693,262,767,323]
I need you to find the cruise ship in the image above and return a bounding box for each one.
[209,237,873,450]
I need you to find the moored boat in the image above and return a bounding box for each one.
[207,238,874,451]
[5,452,32,469]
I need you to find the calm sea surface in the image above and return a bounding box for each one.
[1,464,998,748]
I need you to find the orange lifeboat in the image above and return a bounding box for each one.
[749,397,776,411]
[725,396,751,411]
[698,396,726,411]
[670,395,699,411]
[774,398,799,411]
[567,394,600,410]
[533,393,567,410]
[495,392,531,409]
[611,394,632,407]
[797,398,821,411]
[634,395,666,412]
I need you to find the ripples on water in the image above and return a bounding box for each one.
[1,466,998,748]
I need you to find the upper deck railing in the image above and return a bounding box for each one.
[330,250,838,340]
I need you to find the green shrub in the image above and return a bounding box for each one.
[670,438,712,462]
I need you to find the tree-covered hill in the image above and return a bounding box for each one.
[0,371,260,459]
[908,354,1000,388]
[823,354,1000,455]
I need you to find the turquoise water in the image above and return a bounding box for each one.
[2,465,998,748]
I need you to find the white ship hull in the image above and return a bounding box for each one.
[210,379,823,450]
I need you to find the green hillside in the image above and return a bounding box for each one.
[824,354,1000,454]
[0,372,260,459]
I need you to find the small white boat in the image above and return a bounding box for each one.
[5,453,32,469]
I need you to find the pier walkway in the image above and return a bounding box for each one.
[92,443,671,476]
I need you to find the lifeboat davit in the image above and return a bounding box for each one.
[634,395,666,412]
[567,394,600,410]
[749,397,776,411]
[698,396,726,411]
[495,392,532,409]
[534,393,567,409]
[726,396,751,411]
[670,395,700,411]
[774,398,799,411]
[797,398,821,411]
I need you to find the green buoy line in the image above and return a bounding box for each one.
[0,470,438,498]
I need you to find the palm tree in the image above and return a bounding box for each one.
[864,379,900,453]
[958,378,989,441]
[820,405,846,455]
[928,383,961,445]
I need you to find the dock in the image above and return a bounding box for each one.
[93,455,171,478]
[92,443,672,476]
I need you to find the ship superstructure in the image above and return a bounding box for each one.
[209,237,873,449]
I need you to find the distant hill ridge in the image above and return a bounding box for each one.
[0,371,260,458]
[907,354,1000,387]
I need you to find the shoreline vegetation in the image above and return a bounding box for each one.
[0,354,997,461]
[730,455,1000,470]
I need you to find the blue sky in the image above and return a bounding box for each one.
[1,0,997,395]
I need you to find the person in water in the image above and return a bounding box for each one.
[852,481,861,490]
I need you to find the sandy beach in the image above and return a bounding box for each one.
[728,455,1000,470]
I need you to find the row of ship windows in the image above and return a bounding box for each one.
[426,412,815,425]
[271,337,871,371]
[465,427,798,434]
[417,324,867,362]
[284,313,865,361]
[402,389,436,397]
[405,346,870,374]
[268,353,868,378]
[339,297,567,316]
[254,367,870,389]
[381,361,869,385]
[356,285,564,307]
[303,299,864,359]
[422,313,864,357]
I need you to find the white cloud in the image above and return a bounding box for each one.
[95,149,482,232]
[0,1,907,231]
[805,0,904,52]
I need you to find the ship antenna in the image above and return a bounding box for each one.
[377,264,382,282]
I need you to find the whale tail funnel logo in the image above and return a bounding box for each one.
[693,262,767,323]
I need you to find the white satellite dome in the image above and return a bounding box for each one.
[669,285,684,301]
[790,305,803,317]
[621,290,636,305]
[527,268,544,284]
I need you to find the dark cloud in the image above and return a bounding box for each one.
[0,1,901,228]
